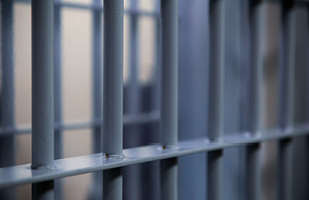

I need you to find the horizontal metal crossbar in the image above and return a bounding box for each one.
[13,0,159,17]
[0,111,159,136]
[1,122,308,189]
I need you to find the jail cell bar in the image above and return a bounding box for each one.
[123,0,143,198]
[278,0,296,200]
[207,0,225,199]
[0,0,15,199]
[103,1,124,200]
[89,0,104,199]
[160,0,179,200]
[31,0,55,200]
[244,0,265,199]
[54,0,63,199]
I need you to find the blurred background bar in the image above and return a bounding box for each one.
[0,0,16,199]
[88,0,103,199]
[207,0,225,199]
[244,0,266,199]
[277,0,296,200]
[54,0,63,199]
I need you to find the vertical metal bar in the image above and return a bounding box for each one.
[245,0,265,199]
[54,1,63,199]
[92,0,103,158]
[153,0,161,113]
[54,0,62,163]
[148,1,161,200]
[179,0,209,198]
[90,0,103,199]
[239,1,251,199]
[277,1,295,200]
[248,0,264,134]
[160,0,178,200]
[245,143,261,200]
[208,0,225,142]
[32,0,54,199]
[124,0,142,199]
[103,0,124,200]
[278,0,295,131]
[239,0,250,134]
[292,6,308,199]
[160,157,178,200]
[128,0,140,116]
[223,0,243,199]
[207,0,225,200]
[103,0,123,157]
[91,0,103,199]
[160,0,178,149]
[278,138,293,200]
[207,150,223,200]
[0,1,16,199]
[32,0,55,170]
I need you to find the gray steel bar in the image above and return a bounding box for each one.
[0,0,16,199]
[103,0,124,156]
[178,0,208,199]
[160,0,179,200]
[239,0,250,198]
[53,0,62,161]
[32,0,54,199]
[239,0,250,133]
[278,0,295,130]
[92,0,103,157]
[245,143,261,200]
[160,157,178,200]
[248,0,264,134]
[207,0,225,199]
[148,1,161,199]
[1,123,309,189]
[278,139,293,200]
[160,0,178,148]
[245,0,265,199]
[32,181,54,200]
[128,0,140,116]
[278,1,295,199]
[124,0,142,199]
[32,0,55,169]
[208,0,225,141]
[89,0,103,199]
[103,167,123,200]
[54,1,63,199]
[103,0,124,200]
[153,0,161,112]
[207,150,223,200]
